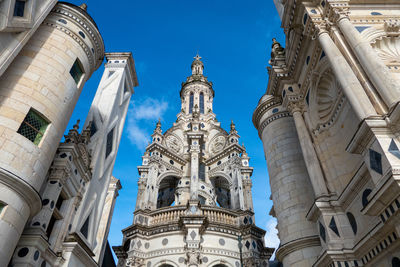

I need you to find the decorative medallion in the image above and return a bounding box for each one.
[210,135,226,153]
[165,135,182,154]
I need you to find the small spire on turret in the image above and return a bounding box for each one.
[230,120,236,133]
[153,119,162,134]
[73,119,80,130]
[79,3,88,11]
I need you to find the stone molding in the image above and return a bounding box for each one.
[275,235,321,262]
[45,3,105,71]
[0,167,42,217]
[257,111,292,138]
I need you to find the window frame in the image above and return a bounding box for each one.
[17,108,49,145]
[69,58,85,85]
[189,92,194,114]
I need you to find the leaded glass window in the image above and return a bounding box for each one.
[13,0,25,17]
[189,92,194,114]
[105,128,114,158]
[200,92,204,114]
[70,59,84,84]
[17,109,49,145]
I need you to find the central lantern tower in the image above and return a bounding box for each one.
[114,56,273,267]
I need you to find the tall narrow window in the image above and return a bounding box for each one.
[80,215,90,239]
[13,0,26,17]
[70,59,84,84]
[362,189,372,208]
[90,120,97,137]
[46,193,65,238]
[105,128,114,158]
[199,163,205,181]
[200,93,204,114]
[0,203,4,215]
[346,212,357,235]
[189,92,194,114]
[17,109,49,145]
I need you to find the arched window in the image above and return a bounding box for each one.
[189,92,194,114]
[210,176,231,209]
[362,189,372,208]
[200,92,204,114]
[346,212,357,235]
[157,176,179,208]
[392,257,400,267]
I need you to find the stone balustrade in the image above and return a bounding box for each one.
[133,205,253,227]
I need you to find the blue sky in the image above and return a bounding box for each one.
[67,0,285,259]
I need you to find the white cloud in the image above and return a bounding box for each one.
[264,218,280,260]
[126,97,168,150]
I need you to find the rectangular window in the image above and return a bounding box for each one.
[17,109,49,145]
[69,59,84,84]
[0,203,4,215]
[90,120,97,137]
[46,193,64,238]
[13,0,26,17]
[105,128,114,158]
[80,215,90,239]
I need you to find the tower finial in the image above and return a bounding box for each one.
[79,3,87,11]
[191,54,204,75]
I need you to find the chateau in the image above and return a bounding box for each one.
[113,56,274,266]
[0,1,137,266]
[2,0,400,267]
[253,0,400,266]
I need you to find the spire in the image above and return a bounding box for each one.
[79,3,88,11]
[191,53,204,75]
[153,119,162,134]
[230,120,236,134]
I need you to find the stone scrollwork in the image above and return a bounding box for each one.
[210,135,226,154]
[371,36,400,66]
[165,134,183,154]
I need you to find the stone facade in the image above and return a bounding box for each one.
[0,2,138,266]
[253,1,400,266]
[113,56,274,267]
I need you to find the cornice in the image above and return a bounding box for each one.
[276,235,321,262]
[46,3,105,71]
[252,95,282,130]
[257,111,292,138]
[0,167,42,217]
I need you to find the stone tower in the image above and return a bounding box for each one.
[254,0,400,266]
[0,2,104,264]
[0,1,139,266]
[114,56,274,267]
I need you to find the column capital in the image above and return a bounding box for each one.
[327,1,350,24]
[288,101,306,114]
[313,20,330,37]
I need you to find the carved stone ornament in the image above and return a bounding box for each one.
[384,20,400,36]
[186,250,201,266]
[165,135,182,153]
[210,135,226,153]
[372,36,400,65]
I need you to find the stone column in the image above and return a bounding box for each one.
[335,12,400,108]
[236,169,245,210]
[289,103,329,198]
[316,25,376,120]
[146,166,158,209]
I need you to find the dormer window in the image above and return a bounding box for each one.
[13,0,26,17]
